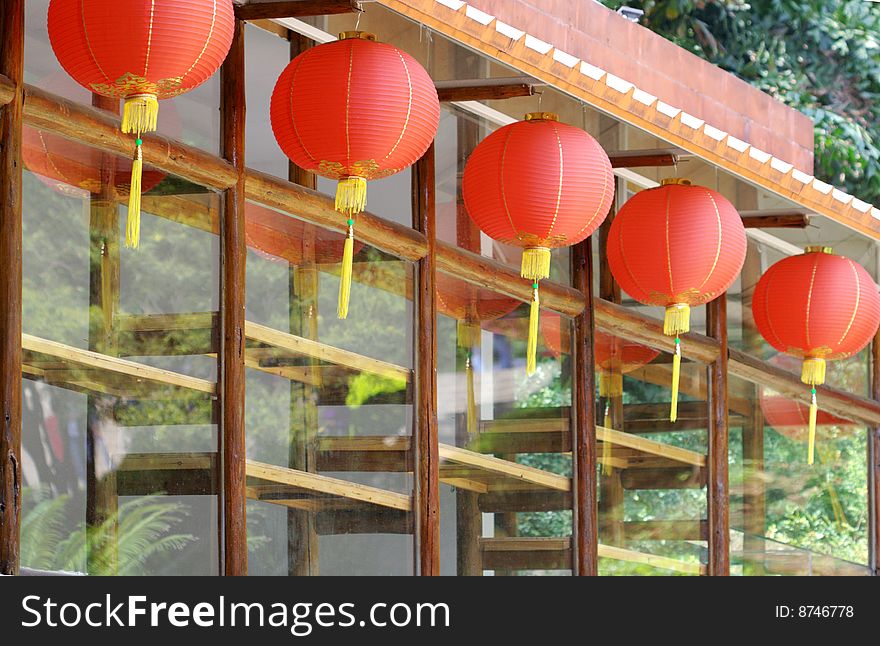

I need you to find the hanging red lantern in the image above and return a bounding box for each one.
[271,31,440,319]
[462,112,614,375]
[245,202,363,266]
[48,0,235,247]
[752,247,880,463]
[437,273,519,437]
[607,179,746,422]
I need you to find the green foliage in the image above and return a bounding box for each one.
[602,0,880,203]
[21,489,196,575]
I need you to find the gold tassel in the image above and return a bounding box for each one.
[801,357,825,466]
[337,222,354,319]
[466,355,477,438]
[521,247,551,281]
[808,388,818,465]
[599,372,623,398]
[121,94,158,135]
[801,357,826,387]
[335,176,368,216]
[670,337,681,422]
[527,284,540,376]
[457,321,481,349]
[663,303,691,336]
[126,141,143,249]
[602,402,612,476]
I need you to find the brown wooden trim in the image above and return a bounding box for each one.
[0,0,23,577]
[707,295,730,575]
[608,152,676,169]
[572,238,598,575]
[220,19,248,576]
[234,0,362,20]
[871,331,880,576]
[0,74,12,106]
[413,143,439,575]
[741,212,810,228]
[436,77,535,102]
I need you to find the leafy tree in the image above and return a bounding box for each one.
[602,0,880,203]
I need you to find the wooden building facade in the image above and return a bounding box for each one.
[1,0,878,576]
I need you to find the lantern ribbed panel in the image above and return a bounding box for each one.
[245,203,363,265]
[461,119,613,247]
[48,0,234,99]
[24,125,166,195]
[752,251,880,361]
[607,183,746,307]
[594,330,660,374]
[270,38,440,181]
[436,274,520,323]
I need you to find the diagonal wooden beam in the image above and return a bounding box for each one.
[234,0,362,20]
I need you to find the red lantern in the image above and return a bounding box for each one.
[752,247,880,463]
[607,178,746,421]
[245,202,363,266]
[271,31,440,318]
[462,112,614,374]
[48,0,235,247]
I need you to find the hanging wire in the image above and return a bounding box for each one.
[355,11,362,31]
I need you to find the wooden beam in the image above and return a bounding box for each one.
[729,348,880,426]
[436,77,536,102]
[0,0,23,577]
[598,543,705,575]
[621,467,705,490]
[741,212,810,228]
[608,150,677,169]
[24,84,236,190]
[234,0,362,20]
[597,426,705,467]
[479,490,572,513]
[439,444,570,491]
[572,238,598,575]
[220,18,248,576]
[707,296,729,576]
[871,330,880,576]
[247,460,412,511]
[413,144,439,575]
[247,321,410,381]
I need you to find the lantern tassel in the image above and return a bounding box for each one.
[670,337,681,422]
[808,388,818,466]
[126,141,143,249]
[801,357,826,387]
[521,247,551,281]
[466,355,477,438]
[121,94,158,135]
[335,176,368,216]
[527,285,540,376]
[663,303,691,336]
[599,372,623,398]
[602,402,612,476]
[337,222,354,319]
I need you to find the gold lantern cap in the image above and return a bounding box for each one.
[660,177,692,186]
[525,112,559,122]
[339,31,377,41]
[804,245,833,255]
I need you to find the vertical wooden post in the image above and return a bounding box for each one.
[454,56,483,574]
[86,94,120,575]
[286,31,320,579]
[741,240,765,574]
[413,143,439,575]
[870,331,880,576]
[0,0,24,577]
[707,295,730,575]
[572,237,598,576]
[597,205,624,547]
[220,18,248,576]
